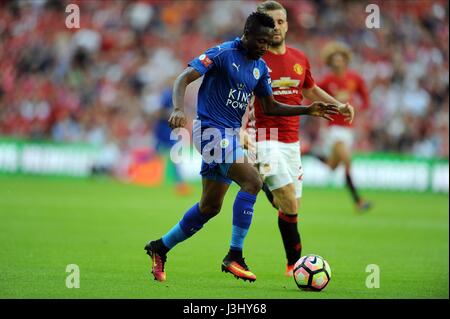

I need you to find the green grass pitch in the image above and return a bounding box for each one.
[0,175,448,299]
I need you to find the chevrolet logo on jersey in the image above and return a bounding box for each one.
[271,77,300,89]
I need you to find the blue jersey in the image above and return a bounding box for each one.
[188,37,272,129]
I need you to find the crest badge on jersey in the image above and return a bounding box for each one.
[220,138,229,149]
[293,63,303,75]
[253,68,260,80]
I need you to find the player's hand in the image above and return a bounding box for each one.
[338,102,355,124]
[307,102,340,121]
[240,129,255,151]
[168,110,187,129]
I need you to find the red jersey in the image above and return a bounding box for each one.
[319,70,369,127]
[248,46,315,143]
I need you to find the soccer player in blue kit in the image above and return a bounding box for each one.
[154,84,192,195]
[145,12,341,282]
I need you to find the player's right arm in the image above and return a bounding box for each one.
[169,67,202,129]
[169,45,222,129]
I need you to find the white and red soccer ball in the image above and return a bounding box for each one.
[293,254,331,291]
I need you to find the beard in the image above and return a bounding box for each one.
[271,35,284,47]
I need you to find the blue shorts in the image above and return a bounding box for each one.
[193,122,245,185]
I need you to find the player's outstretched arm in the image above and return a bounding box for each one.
[169,67,202,128]
[303,85,355,124]
[259,95,340,121]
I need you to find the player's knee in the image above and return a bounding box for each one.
[241,176,262,195]
[199,202,222,217]
[290,200,298,213]
[279,197,298,214]
[328,159,339,170]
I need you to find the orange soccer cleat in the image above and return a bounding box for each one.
[221,254,256,282]
[285,264,295,277]
[145,241,167,282]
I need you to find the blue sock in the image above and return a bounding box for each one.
[230,191,257,251]
[162,203,210,250]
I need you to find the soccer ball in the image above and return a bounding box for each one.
[293,254,331,291]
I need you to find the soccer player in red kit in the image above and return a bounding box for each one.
[243,1,355,276]
[317,42,372,212]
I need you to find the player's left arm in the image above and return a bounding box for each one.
[254,64,339,120]
[259,95,339,120]
[303,85,355,124]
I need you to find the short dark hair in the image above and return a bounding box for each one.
[256,0,287,15]
[244,11,275,34]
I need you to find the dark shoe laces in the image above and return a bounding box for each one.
[236,257,249,271]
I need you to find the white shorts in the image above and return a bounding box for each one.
[256,140,303,198]
[321,126,354,157]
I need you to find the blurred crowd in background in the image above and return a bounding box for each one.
[0,0,448,170]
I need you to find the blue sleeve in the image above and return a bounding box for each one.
[188,45,222,75]
[254,65,273,97]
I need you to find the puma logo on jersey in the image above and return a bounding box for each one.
[232,63,240,71]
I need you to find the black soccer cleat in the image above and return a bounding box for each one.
[145,240,167,282]
[221,254,256,282]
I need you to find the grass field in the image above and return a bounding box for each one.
[0,175,448,299]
